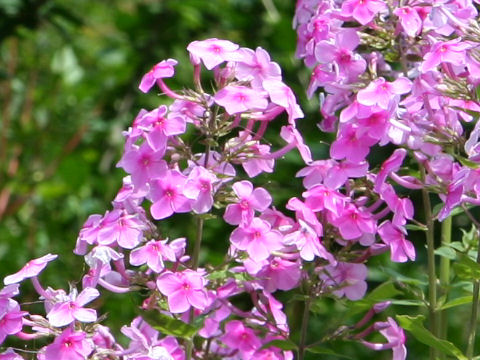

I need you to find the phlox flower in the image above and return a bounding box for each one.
[329,203,376,242]
[421,39,470,72]
[230,218,283,262]
[183,166,219,214]
[46,287,99,327]
[187,38,239,70]
[320,262,368,300]
[43,328,93,360]
[375,148,408,192]
[4,254,57,285]
[362,317,407,360]
[0,300,27,345]
[340,0,387,25]
[224,180,272,225]
[0,348,22,360]
[139,59,177,93]
[235,46,282,88]
[330,123,377,163]
[357,77,412,110]
[394,7,422,37]
[130,239,177,273]
[149,170,192,220]
[221,320,262,359]
[378,221,415,262]
[214,85,268,115]
[263,80,304,123]
[245,257,301,292]
[156,270,208,313]
[97,210,144,249]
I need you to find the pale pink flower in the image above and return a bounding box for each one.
[0,348,22,360]
[362,317,407,360]
[235,47,282,87]
[187,38,239,70]
[357,77,412,110]
[421,39,471,72]
[130,239,176,273]
[156,270,208,313]
[139,59,177,93]
[214,85,268,115]
[46,287,99,327]
[321,262,368,300]
[183,166,219,214]
[4,254,57,285]
[221,320,262,359]
[340,0,387,25]
[394,7,422,37]
[230,218,283,261]
[0,300,26,345]
[224,180,272,225]
[263,79,304,123]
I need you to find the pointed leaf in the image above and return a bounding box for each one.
[438,296,473,310]
[396,315,467,359]
[141,311,199,339]
[261,339,298,351]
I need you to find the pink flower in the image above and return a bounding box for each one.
[156,270,208,314]
[263,80,304,123]
[46,287,99,327]
[187,38,239,70]
[362,317,407,360]
[254,257,301,292]
[0,348,22,360]
[97,210,144,249]
[214,85,268,115]
[357,77,412,110]
[329,203,376,241]
[224,181,272,225]
[4,254,57,285]
[378,221,416,262]
[44,328,93,360]
[183,166,219,214]
[118,142,168,190]
[394,7,422,37]
[375,148,408,192]
[421,39,471,72]
[235,47,282,87]
[149,170,192,220]
[221,320,262,359]
[230,218,283,261]
[340,0,387,25]
[139,59,177,93]
[0,300,26,345]
[320,262,368,300]
[330,124,377,163]
[130,239,177,273]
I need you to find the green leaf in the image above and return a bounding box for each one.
[306,345,354,358]
[405,224,428,231]
[390,299,425,306]
[453,255,480,281]
[449,242,466,252]
[396,315,467,359]
[348,282,403,314]
[141,311,199,339]
[435,246,457,260]
[261,339,298,351]
[438,296,473,310]
[453,154,480,169]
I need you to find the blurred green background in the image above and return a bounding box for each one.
[1,0,475,358]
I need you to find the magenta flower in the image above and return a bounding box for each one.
[224,180,272,225]
[97,210,144,249]
[46,287,99,327]
[221,320,262,358]
[118,142,168,190]
[4,254,57,285]
[230,218,283,261]
[393,7,422,37]
[183,166,219,214]
[421,39,471,72]
[187,38,239,70]
[0,300,26,345]
[43,328,93,360]
[130,239,176,273]
[340,0,387,25]
[255,257,301,292]
[0,348,22,360]
[330,124,377,163]
[139,59,178,93]
[330,203,376,241]
[214,85,268,115]
[149,170,192,220]
[302,184,346,216]
[374,148,408,192]
[378,221,415,263]
[156,270,208,313]
[138,105,187,151]
[362,317,407,360]
[357,77,412,110]
[314,28,366,79]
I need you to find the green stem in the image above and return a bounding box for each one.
[439,215,452,346]
[420,167,438,360]
[466,227,480,359]
[298,296,311,360]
